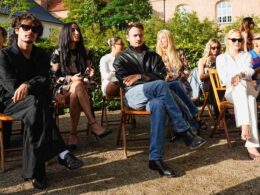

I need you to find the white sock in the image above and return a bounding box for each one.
[59,150,69,159]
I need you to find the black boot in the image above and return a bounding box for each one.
[179,129,206,149]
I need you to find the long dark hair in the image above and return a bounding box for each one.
[59,22,88,75]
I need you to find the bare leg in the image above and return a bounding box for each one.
[241,125,252,141]
[70,81,106,135]
[247,147,260,162]
[68,93,81,145]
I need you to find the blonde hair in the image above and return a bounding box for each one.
[225,29,243,51]
[156,29,182,71]
[252,32,260,48]
[202,38,221,59]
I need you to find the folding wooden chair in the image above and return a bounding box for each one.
[208,69,234,147]
[197,89,214,121]
[100,95,120,127]
[0,114,22,172]
[117,88,151,158]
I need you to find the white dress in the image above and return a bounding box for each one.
[216,52,259,148]
[99,53,118,95]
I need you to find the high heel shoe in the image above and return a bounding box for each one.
[89,121,112,139]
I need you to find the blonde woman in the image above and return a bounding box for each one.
[198,38,221,91]
[198,38,221,117]
[156,29,191,95]
[156,29,207,131]
[216,29,260,161]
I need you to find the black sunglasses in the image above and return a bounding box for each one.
[211,46,220,50]
[253,37,260,40]
[20,24,39,33]
[228,38,243,43]
[71,28,80,33]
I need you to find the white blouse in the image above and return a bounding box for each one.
[216,52,254,87]
[99,53,118,94]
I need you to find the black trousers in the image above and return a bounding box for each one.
[3,95,66,179]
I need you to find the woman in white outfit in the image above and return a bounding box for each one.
[99,36,124,96]
[216,29,260,161]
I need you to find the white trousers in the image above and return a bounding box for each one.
[225,81,260,148]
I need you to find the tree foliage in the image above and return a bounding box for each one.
[64,0,152,30]
[101,0,152,29]
[0,0,32,26]
[63,0,106,27]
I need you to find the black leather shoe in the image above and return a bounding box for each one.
[58,153,83,170]
[179,130,206,149]
[32,177,47,190]
[149,160,176,177]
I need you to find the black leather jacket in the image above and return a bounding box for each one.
[113,44,167,89]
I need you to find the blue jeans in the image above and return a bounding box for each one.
[167,80,198,116]
[125,80,191,160]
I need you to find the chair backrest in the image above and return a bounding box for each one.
[208,68,226,112]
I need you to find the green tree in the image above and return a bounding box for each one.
[168,11,220,67]
[101,0,152,29]
[63,0,106,26]
[0,0,32,26]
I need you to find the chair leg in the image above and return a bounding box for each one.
[122,117,128,159]
[198,95,208,120]
[101,97,106,126]
[222,117,232,147]
[206,103,214,121]
[211,108,226,137]
[117,114,123,146]
[210,108,232,147]
[0,127,5,172]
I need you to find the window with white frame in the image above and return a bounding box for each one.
[216,1,232,24]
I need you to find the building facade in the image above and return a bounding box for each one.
[149,0,260,25]
[35,0,68,19]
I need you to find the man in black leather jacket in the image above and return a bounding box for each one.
[113,22,206,177]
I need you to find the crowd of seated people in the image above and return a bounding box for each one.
[1,13,260,191]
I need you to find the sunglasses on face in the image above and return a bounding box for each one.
[228,38,243,43]
[71,28,80,33]
[211,46,220,50]
[253,37,260,40]
[20,24,39,33]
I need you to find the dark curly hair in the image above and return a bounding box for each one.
[9,13,43,44]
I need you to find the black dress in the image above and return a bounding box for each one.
[0,42,66,179]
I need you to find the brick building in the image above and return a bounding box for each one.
[149,0,260,26]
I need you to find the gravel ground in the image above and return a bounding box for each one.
[0,110,260,195]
